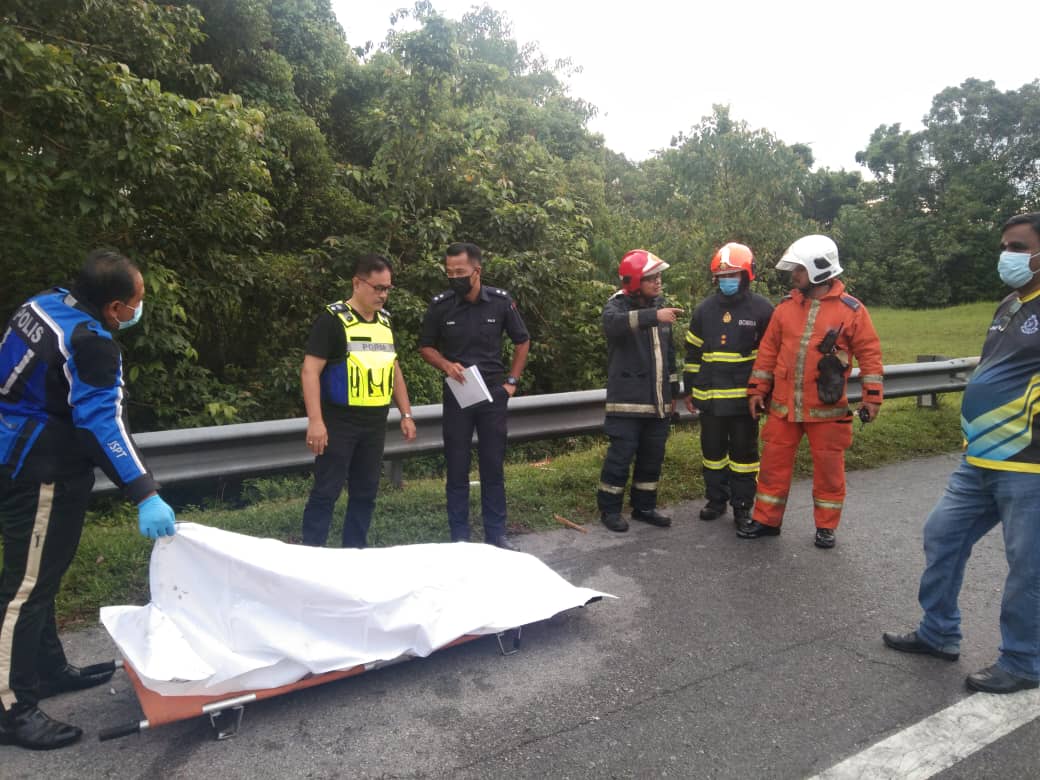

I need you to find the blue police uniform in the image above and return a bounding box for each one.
[419,286,529,543]
[0,288,156,711]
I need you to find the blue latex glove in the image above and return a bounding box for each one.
[137,495,176,540]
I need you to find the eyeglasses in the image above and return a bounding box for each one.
[642,275,663,285]
[357,277,393,295]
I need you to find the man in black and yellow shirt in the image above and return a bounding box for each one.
[884,212,1040,694]
[301,254,416,548]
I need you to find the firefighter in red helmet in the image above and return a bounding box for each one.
[597,250,683,532]
[683,243,774,527]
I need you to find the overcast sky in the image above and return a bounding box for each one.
[330,1,1039,171]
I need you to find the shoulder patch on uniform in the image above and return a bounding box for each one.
[431,290,455,303]
[489,287,510,298]
[839,294,861,311]
[326,301,349,314]
[377,309,392,326]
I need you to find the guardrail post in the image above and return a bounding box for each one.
[385,460,404,489]
[915,355,946,408]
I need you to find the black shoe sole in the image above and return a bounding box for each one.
[736,526,781,539]
[966,677,1039,694]
[882,633,959,661]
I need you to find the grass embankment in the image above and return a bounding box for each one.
[55,300,993,626]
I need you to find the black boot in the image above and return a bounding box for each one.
[38,662,116,699]
[0,705,82,750]
[814,528,836,549]
[698,502,726,521]
[601,512,629,532]
[732,508,751,529]
[736,520,781,539]
[631,508,671,527]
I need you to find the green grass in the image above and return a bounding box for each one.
[37,302,992,627]
[869,301,993,363]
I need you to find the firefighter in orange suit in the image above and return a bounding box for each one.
[739,235,884,548]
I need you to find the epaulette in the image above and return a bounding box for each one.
[488,287,511,299]
[608,289,626,301]
[839,294,861,311]
[326,301,355,323]
[377,309,392,326]
[780,294,793,303]
[431,290,455,304]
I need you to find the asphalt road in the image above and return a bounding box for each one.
[5,452,1038,779]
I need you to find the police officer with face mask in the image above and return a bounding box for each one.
[683,243,774,528]
[0,249,176,750]
[419,243,530,550]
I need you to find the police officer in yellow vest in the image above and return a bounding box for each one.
[301,254,416,547]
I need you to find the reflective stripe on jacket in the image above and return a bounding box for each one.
[747,280,884,422]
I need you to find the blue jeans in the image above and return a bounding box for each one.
[916,457,1040,680]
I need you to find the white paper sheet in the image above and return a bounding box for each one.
[445,365,493,407]
[101,523,610,696]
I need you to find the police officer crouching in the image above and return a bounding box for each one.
[419,242,530,550]
[598,250,682,532]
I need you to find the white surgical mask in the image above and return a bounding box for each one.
[118,301,143,330]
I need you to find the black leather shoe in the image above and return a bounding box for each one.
[699,502,726,521]
[601,513,628,532]
[631,508,671,527]
[881,630,959,661]
[966,664,1040,694]
[37,662,115,699]
[0,705,82,750]
[486,537,518,552]
[736,520,781,539]
[814,528,836,549]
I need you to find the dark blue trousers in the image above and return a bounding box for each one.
[442,384,509,543]
[301,411,387,548]
[597,416,670,515]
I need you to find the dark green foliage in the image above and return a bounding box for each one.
[1,2,1036,432]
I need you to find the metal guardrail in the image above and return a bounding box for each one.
[93,357,979,494]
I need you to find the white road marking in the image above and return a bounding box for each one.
[811,689,1040,779]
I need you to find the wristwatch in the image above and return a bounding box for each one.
[505,375,519,387]
[402,413,413,419]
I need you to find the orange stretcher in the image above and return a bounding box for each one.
[99,629,520,741]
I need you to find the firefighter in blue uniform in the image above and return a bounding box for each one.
[598,250,682,532]
[301,254,416,548]
[683,243,774,528]
[0,249,176,750]
[419,242,530,550]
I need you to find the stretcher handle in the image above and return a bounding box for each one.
[98,720,145,741]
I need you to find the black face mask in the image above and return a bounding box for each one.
[448,274,473,296]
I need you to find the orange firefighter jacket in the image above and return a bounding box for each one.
[748,280,884,422]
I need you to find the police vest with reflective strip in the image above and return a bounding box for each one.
[323,302,396,408]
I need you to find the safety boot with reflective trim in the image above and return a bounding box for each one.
[601,513,629,532]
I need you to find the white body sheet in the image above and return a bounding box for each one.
[101,523,608,697]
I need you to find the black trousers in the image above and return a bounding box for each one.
[442,384,509,543]
[597,416,670,515]
[699,412,760,511]
[301,412,387,548]
[0,466,94,710]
